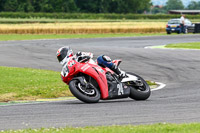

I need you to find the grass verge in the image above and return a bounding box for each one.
[0,17,200,23]
[165,42,200,49]
[0,33,166,41]
[1,123,200,133]
[0,66,71,102]
[0,18,173,23]
[0,66,155,102]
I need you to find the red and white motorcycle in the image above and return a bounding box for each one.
[61,56,151,103]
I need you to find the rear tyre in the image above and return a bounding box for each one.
[167,31,171,34]
[69,79,100,103]
[128,73,151,100]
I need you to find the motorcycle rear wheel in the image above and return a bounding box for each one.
[69,79,100,103]
[128,73,151,100]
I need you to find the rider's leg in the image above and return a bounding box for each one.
[97,55,126,78]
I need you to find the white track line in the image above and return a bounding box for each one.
[151,82,166,91]
[145,45,200,51]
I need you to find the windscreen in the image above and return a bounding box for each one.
[168,20,180,24]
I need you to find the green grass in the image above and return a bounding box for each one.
[0,66,156,102]
[0,66,71,102]
[0,18,170,23]
[1,123,200,133]
[146,80,156,86]
[165,42,200,49]
[0,33,167,41]
[0,17,200,23]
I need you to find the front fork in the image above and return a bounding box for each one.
[73,76,98,96]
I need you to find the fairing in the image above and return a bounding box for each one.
[61,59,109,99]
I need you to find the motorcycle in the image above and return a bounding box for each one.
[61,56,151,103]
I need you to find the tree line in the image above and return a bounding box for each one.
[0,0,151,13]
[0,0,199,14]
[152,0,200,14]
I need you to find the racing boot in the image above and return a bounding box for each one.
[111,64,126,79]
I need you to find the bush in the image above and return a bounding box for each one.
[0,12,200,20]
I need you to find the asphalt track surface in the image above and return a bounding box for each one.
[0,34,200,130]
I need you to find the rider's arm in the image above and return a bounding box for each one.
[75,52,93,62]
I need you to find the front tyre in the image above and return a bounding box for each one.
[128,73,151,100]
[69,79,100,103]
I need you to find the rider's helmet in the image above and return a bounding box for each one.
[56,46,73,65]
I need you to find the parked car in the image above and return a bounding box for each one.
[166,18,194,34]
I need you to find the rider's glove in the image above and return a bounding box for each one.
[76,52,93,62]
[119,70,126,78]
[76,51,82,57]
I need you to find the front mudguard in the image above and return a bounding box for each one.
[71,76,87,86]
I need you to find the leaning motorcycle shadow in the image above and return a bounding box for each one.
[58,98,151,105]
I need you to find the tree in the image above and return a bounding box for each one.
[62,0,78,12]
[75,0,151,13]
[0,0,151,13]
[165,0,185,11]
[151,6,167,14]
[108,0,151,13]
[98,0,111,13]
[38,0,78,13]
[0,0,5,11]
[136,0,152,13]
[4,0,18,12]
[187,1,200,10]
[17,0,34,12]
[76,0,100,13]
[32,0,43,12]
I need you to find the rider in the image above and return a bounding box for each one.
[56,46,126,78]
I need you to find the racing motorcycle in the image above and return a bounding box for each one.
[61,56,151,103]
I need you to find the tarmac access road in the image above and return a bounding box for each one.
[0,34,200,130]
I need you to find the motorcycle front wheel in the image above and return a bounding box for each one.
[128,72,151,100]
[69,79,100,103]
